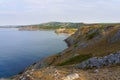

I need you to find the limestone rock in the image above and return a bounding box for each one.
[62,73,80,80]
[76,51,120,69]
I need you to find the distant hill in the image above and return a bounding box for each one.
[39,22,85,28]
[1,22,120,30]
[18,22,85,30]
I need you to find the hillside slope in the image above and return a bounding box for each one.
[47,25,120,66]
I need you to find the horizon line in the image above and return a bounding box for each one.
[1,21,120,26]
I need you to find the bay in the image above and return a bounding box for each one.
[0,28,68,78]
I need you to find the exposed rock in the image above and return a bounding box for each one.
[109,29,120,43]
[33,58,48,70]
[76,51,120,69]
[77,42,88,49]
[62,73,80,80]
[93,69,99,73]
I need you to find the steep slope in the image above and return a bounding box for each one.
[46,26,120,66]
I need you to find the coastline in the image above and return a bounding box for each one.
[4,25,120,80]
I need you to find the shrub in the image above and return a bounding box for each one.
[86,31,99,40]
[57,54,92,66]
[74,43,78,47]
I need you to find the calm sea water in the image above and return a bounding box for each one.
[0,28,68,78]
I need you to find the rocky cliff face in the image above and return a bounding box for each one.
[76,51,120,69]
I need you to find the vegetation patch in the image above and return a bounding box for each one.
[74,43,78,47]
[57,54,92,66]
[86,31,99,40]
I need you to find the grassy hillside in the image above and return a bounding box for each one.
[42,25,120,66]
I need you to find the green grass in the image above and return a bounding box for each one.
[86,31,99,40]
[74,43,78,47]
[57,54,92,66]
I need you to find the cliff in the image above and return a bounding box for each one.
[45,26,120,66]
[5,25,120,80]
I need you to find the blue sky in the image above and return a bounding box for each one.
[0,0,120,25]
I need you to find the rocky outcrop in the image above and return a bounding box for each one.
[16,66,81,80]
[109,29,120,43]
[76,51,120,69]
[62,73,80,80]
[65,26,103,47]
[66,26,120,47]
[14,64,120,80]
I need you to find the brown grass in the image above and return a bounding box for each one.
[50,26,120,65]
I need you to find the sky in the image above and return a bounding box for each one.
[0,0,120,26]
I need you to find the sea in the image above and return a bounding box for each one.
[0,28,68,78]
